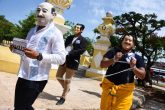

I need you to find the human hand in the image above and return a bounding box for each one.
[114,52,123,62]
[24,48,39,59]
[130,57,137,68]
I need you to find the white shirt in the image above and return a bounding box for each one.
[18,22,66,81]
[65,37,78,55]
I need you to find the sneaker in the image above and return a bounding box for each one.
[56,97,65,105]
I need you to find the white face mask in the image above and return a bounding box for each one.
[36,2,55,26]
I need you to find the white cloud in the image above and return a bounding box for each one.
[88,19,100,25]
[67,0,165,38]
[120,0,165,36]
[91,7,106,18]
[121,0,165,19]
[156,27,165,37]
[87,0,106,17]
[84,31,95,39]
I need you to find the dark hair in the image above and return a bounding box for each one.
[76,23,85,30]
[120,34,135,44]
[116,34,135,52]
[51,8,55,14]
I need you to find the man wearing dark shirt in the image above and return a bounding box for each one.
[100,34,146,110]
[56,23,87,105]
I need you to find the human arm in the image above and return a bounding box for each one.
[24,48,39,59]
[100,58,115,68]
[68,37,87,57]
[130,57,146,80]
[41,31,66,65]
[24,30,66,65]
[100,49,123,68]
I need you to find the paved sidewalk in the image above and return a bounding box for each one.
[0,72,101,110]
[1,71,164,110]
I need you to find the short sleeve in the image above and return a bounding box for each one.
[135,54,145,68]
[103,48,115,59]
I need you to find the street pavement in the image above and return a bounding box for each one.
[0,71,165,110]
[0,71,101,110]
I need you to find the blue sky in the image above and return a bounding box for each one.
[0,0,165,40]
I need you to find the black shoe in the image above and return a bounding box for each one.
[56,97,65,105]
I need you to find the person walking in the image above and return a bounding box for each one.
[56,23,87,105]
[100,34,146,110]
[10,2,66,110]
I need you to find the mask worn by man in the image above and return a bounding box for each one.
[36,2,55,26]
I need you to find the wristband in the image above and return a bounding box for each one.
[36,53,43,61]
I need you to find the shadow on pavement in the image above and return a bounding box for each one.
[79,89,101,98]
[38,91,60,101]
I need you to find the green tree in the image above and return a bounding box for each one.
[16,12,36,39]
[93,28,120,47]
[114,11,165,84]
[63,21,75,39]
[110,35,120,47]
[0,15,18,43]
[85,37,94,55]
[93,28,100,39]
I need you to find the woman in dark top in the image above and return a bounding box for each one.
[100,34,146,110]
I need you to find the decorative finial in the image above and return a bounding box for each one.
[106,11,113,17]
[98,11,115,36]
[46,0,73,14]
[45,0,73,25]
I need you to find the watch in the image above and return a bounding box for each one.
[36,53,43,61]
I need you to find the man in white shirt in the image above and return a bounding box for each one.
[10,2,66,110]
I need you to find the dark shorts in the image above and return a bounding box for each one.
[60,55,80,70]
[65,59,79,70]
